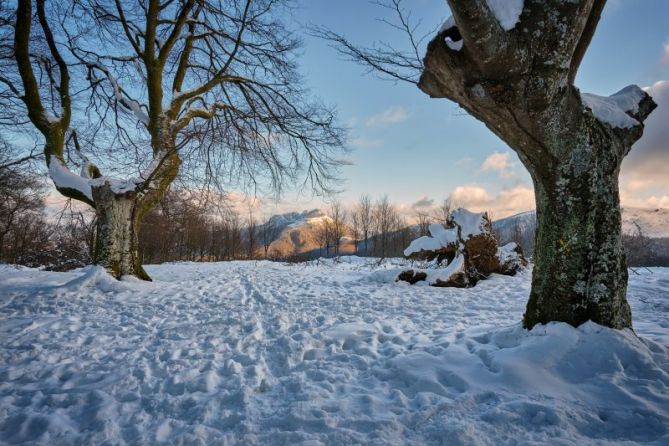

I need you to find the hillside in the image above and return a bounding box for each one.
[621,207,669,238]
[263,209,355,259]
[493,207,669,239]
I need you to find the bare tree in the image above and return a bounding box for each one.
[259,214,282,259]
[319,0,656,329]
[329,200,347,256]
[349,207,360,253]
[371,195,398,259]
[354,194,373,256]
[0,164,44,260]
[432,198,452,225]
[415,211,431,237]
[623,221,653,269]
[316,217,333,258]
[3,0,345,279]
[246,208,257,260]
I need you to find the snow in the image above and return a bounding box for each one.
[48,158,93,201]
[446,38,463,51]
[403,224,457,257]
[451,208,487,239]
[42,112,60,124]
[93,63,149,125]
[440,16,463,51]
[497,242,520,263]
[1,261,668,444]
[425,252,465,285]
[581,85,646,129]
[621,207,669,238]
[90,177,138,195]
[439,15,455,33]
[485,0,524,31]
[403,235,443,256]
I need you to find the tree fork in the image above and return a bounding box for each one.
[418,0,656,329]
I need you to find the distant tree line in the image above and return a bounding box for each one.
[0,159,93,270]
[2,159,667,269]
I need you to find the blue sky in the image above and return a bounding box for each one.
[256,0,669,218]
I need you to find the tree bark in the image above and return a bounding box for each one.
[92,183,150,281]
[418,0,656,330]
[525,137,630,329]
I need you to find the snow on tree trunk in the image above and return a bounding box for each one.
[418,0,656,330]
[92,183,150,281]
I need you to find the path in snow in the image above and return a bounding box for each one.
[0,260,668,445]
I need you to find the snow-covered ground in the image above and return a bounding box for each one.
[1,259,668,445]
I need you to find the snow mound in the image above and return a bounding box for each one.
[58,266,151,293]
[404,223,457,257]
[581,85,646,129]
[451,208,488,239]
[425,252,465,285]
[1,262,668,444]
[485,0,524,31]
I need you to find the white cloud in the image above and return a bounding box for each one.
[349,137,384,149]
[621,79,669,208]
[448,184,535,219]
[455,157,474,167]
[365,106,410,128]
[480,151,517,179]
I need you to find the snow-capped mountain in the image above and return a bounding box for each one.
[493,208,669,240]
[621,207,669,238]
[262,209,354,258]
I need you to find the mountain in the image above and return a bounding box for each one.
[621,207,669,238]
[493,208,669,240]
[262,209,355,259]
[492,211,537,242]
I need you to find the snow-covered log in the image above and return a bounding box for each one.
[399,208,526,288]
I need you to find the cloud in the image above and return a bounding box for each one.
[448,184,535,219]
[349,137,384,149]
[455,157,474,167]
[480,151,517,179]
[620,80,669,207]
[662,41,669,65]
[411,196,435,210]
[365,106,410,128]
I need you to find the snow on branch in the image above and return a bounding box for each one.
[581,85,648,129]
[484,0,524,31]
[89,63,149,125]
[49,157,93,201]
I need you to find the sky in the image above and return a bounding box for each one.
[248,0,669,219]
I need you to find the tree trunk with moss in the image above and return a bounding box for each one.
[92,184,150,280]
[418,0,656,329]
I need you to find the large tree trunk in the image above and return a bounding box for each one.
[417,0,656,330]
[524,148,630,329]
[92,183,150,281]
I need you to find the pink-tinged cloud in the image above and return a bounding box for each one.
[620,80,669,208]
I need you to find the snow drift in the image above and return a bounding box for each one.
[0,261,667,444]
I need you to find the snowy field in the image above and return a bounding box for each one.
[1,259,668,445]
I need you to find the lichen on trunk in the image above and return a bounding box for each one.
[524,136,631,329]
[92,183,150,281]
